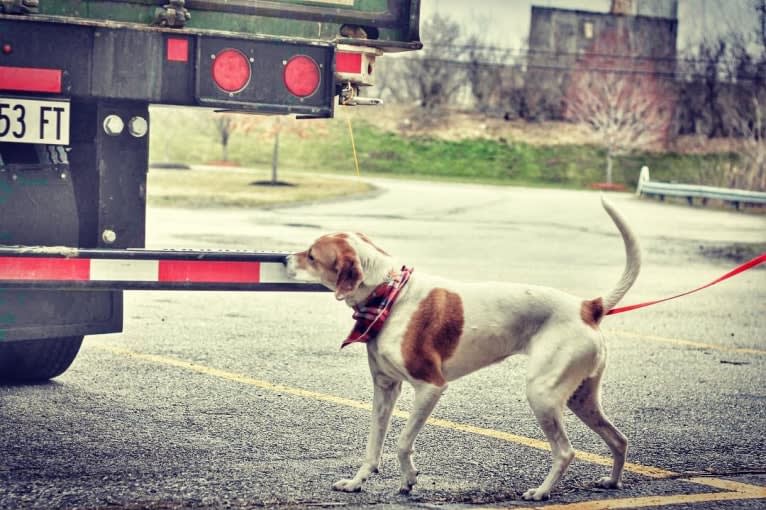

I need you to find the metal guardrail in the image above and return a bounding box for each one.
[636,166,766,208]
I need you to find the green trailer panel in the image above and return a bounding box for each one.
[39,0,421,51]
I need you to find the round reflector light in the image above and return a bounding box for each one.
[212,49,251,93]
[283,55,320,97]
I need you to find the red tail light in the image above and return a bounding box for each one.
[283,55,320,97]
[211,49,251,93]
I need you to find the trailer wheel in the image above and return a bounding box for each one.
[0,336,83,382]
[1,143,88,383]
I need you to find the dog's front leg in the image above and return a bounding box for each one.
[333,375,401,492]
[397,383,446,494]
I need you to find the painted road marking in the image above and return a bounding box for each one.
[613,330,765,356]
[520,479,766,510]
[92,345,766,509]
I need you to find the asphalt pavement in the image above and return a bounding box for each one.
[1,178,764,509]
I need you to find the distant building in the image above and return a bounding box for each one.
[635,0,678,19]
[524,0,678,121]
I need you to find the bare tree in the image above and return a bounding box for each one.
[735,97,766,190]
[701,40,729,138]
[260,117,327,185]
[213,115,234,162]
[565,28,674,184]
[676,38,730,138]
[566,72,672,183]
[212,114,259,162]
[720,0,766,190]
[376,14,469,112]
[676,0,766,137]
[523,45,570,121]
[461,31,521,113]
[242,116,328,185]
[673,1,766,190]
[745,0,766,190]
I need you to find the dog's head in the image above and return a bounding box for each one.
[285,232,390,302]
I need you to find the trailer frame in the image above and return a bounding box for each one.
[0,245,328,292]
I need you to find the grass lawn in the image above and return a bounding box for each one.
[147,167,374,209]
[149,107,740,192]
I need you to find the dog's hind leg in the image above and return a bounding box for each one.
[567,369,627,490]
[522,383,576,501]
[522,331,600,501]
[333,375,402,492]
[397,383,446,494]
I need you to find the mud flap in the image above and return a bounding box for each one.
[0,102,139,341]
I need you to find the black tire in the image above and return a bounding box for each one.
[1,144,84,383]
[0,336,84,382]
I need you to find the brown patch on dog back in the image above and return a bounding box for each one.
[402,288,464,387]
[580,297,604,328]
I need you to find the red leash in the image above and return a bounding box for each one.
[606,253,766,316]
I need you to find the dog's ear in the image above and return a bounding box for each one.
[335,252,363,301]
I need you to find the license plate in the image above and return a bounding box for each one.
[0,97,70,145]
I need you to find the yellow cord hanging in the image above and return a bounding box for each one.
[347,117,361,177]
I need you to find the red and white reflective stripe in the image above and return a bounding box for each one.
[0,66,63,94]
[0,257,89,280]
[0,257,292,284]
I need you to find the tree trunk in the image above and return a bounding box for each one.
[606,149,614,184]
[221,128,230,162]
[271,128,280,184]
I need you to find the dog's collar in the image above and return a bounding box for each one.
[341,266,413,349]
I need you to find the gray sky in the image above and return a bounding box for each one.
[419,0,757,51]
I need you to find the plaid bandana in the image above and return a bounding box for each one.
[341,266,413,349]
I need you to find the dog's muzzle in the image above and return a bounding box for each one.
[284,254,297,278]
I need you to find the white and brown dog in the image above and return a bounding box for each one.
[285,197,640,501]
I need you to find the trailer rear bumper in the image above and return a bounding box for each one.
[0,246,328,292]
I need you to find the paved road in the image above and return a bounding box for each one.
[1,179,765,509]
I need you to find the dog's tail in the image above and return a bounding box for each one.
[600,196,641,312]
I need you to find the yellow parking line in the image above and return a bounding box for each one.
[525,479,766,510]
[612,330,765,355]
[421,416,675,479]
[92,344,766,509]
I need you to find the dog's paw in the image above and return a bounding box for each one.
[521,487,550,501]
[332,479,363,493]
[595,477,623,490]
[398,470,419,495]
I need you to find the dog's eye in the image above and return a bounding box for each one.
[307,252,315,262]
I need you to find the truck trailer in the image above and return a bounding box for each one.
[0,0,421,381]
